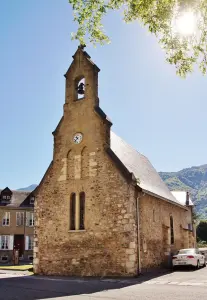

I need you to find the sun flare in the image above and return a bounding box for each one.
[174,11,197,36]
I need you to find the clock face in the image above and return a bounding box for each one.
[73,133,83,144]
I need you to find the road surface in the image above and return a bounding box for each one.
[0,267,207,299]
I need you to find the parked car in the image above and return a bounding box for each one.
[172,248,206,269]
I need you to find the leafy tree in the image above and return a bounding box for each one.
[69,0,207,77]
[192,210,201,223]
[197,220,207,243]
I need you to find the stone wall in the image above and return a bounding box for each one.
[34,150,138,276]
[139,193,195,270]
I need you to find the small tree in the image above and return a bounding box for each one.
[69,0,207,77]
[197,220,207,243]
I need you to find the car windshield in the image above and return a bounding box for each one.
[178,249,195,255]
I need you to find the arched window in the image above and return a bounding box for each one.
[75,77,85,100]
[170,216,174,245]
[79,192,85,230]
[70,193,76,230]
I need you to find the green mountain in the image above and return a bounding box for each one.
[159,164,207,218]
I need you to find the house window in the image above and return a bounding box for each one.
[2,195,10,200]
[0,236,9,250]
[25,236,34,250]
[29,213,34,227]
[30,197,35,205]
[16,212,24,226]
[1,195,11,204]
[28,236,34,250]
[70,193,76,230]
[170,216,174,245]
[26,212,34,227]
[1,256,8,262]
[2,212,10,226]
[79,192,85,230]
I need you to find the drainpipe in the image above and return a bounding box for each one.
[136,193,141,275]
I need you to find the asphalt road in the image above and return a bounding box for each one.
[0,267,207,300]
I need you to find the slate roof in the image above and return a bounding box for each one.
[110,132,185,207]
[0,189,31,208]
[171,191,194,206]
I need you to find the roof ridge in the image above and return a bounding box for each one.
[0,189,30,194]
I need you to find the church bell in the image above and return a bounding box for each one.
[77,82,85,95]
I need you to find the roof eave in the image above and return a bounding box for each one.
[0,206,33,210]
[142,189,188,211]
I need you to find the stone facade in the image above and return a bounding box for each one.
[34,46,195,276]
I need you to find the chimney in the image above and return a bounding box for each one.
[186,191,190,206]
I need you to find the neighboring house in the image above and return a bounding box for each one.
[0,187,34,263]
[171,191,194,230]
[34,45,195,276]
[172,190,196,243]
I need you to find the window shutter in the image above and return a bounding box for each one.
[26,212,30,227]
[7,212,10,226]
[25,236,29,250]
[9,235,14,250]
[16,212,20,226]
[2,212,5,225]
[0,236,2,249]
[21,212,24,226]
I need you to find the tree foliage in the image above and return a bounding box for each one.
[197,220,207,242]
[69,0,207,77]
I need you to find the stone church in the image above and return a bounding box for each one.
[34,46,195,276]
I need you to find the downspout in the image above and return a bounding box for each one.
[136,192,141,275]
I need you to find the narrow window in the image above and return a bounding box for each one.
[170,216,174,245]
[28,236,34,250]
[79,192,85,230]
[153,209,155,222]
[70,193,76,230]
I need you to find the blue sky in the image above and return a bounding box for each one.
[0,0,207,189]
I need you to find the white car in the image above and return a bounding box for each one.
[172,248,206,269]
